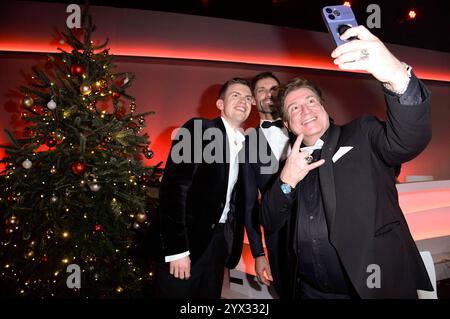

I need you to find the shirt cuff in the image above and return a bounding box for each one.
[383,72,425,105]
[165,251,190,263]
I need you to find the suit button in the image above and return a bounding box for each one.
[211,224,216,229]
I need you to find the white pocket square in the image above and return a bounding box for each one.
[332,146,353,163]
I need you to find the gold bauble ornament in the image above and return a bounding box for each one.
[23,96,34,108]
[80,84,92,96]
[136,213,147,223]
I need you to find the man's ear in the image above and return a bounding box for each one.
[216,99,224,111]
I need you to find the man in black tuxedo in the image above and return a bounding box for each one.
[243,72,291,297]
[261,26,433,298]
[156,78,254,298]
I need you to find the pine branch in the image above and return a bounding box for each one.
[3,129,20,148]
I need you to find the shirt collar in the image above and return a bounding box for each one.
[300,138,324,152]
[259,117,282,125]
[221,117,245,145]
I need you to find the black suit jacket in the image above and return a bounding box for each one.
[243,126,291,296]
[261,83,433,298]
[158,117,244,269]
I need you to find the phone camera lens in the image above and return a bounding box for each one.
[328,14,335,20]
[325,8,332,13]
[333,10,341,17]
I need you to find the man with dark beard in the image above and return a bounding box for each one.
[243,72,291,297]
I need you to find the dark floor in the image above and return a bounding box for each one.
[437,279,450,299]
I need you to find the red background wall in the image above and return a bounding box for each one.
[1,1,449,181]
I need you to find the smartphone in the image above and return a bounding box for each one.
[321,5,359,47]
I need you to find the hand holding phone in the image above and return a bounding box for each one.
[322,5,359,47]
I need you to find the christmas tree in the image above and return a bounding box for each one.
[0,14,161,297]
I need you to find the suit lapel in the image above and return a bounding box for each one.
[318,124,341,243]
[256,126,279,180]
[214,117,230,188]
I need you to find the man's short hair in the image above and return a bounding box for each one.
[279,77,324,120]
[251,72,281,93]
[219,78,251,99]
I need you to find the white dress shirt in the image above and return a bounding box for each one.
[260,118,291,161]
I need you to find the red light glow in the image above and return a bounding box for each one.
[408,10,417,19]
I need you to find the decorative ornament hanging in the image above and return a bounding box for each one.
[122,74,130,86]
[33,105,44,115]
[47,99,57,110]
[71,162,86,175]
[45,137,57,148]
[22,159,32,169]
[112,92,121,99]
[94,224,103,232]
[128,122,138,130]
[136,213,147,223]
[22,96,34,108]
[143,146,154,159]
[50,166,57,174]
[70,63,85,76]
[80,84,92,96]
[89,183,101,192]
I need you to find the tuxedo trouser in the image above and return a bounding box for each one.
[155,224,228,299]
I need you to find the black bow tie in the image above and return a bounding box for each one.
[261,120,283,129]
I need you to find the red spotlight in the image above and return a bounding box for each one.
[343,1,351,7]
[408,10,417,19]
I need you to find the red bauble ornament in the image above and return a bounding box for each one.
[70,63,85,76]
[94,224,103,232]
[45,137,57,148]
[41,255,48,263]
[33,106,44,114]
[128,122,138,129]
[112,92,121,99]
[6,195,16,204]
[71,162,86,175]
